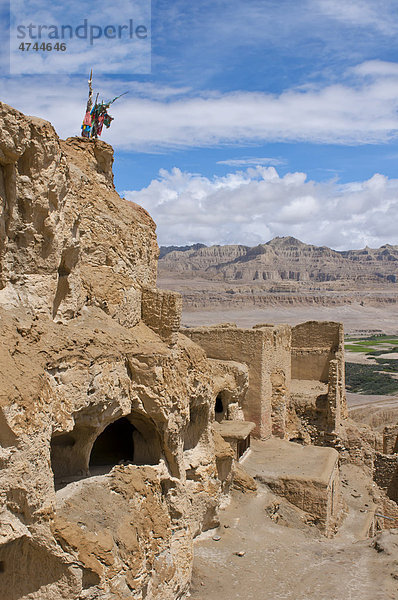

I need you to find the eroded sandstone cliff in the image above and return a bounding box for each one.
[1,102,396,600]
[0,103,237,600]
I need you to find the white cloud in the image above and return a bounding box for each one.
[2,60,398,150]
[124,167,398,250]
[313,0,397,34]
[217,157,285,167]
[109,78,398,150]
[351,60,398,78]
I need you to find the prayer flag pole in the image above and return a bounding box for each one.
[86,69,93,113]
[80,71,127,139]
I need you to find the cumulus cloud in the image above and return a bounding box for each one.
[99,74,398,149]
[124,167,398,250]
[351,60,398,78]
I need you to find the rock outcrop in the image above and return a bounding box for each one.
[0,102,158,322]
[0,103,236,600]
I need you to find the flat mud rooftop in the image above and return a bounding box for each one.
[244,439,338,482]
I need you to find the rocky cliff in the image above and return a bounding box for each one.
[0,102,158,321]
[0,102,241,600]
[1,102,396,600]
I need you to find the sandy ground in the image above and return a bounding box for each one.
[189,458,398,600]
[346,392,398,408]
[180,304,398,336]
[345,352,377,365]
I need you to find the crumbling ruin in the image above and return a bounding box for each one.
[185,319,346,446]
[0,102,396,600]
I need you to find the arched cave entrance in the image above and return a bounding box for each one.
[51,412,162,488]
[214,392,227,423]
[89,413,162,472]
[89,417,135,468]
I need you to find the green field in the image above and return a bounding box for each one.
[345,362,398,395]
[345,335,398,395]
[345,335,398,354]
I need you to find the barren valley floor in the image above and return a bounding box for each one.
[190,477,398,600]
[178,303,398,336]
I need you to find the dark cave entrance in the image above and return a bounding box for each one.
[89,417,135,467]
[51,412,162,490]
[215,392,227,423]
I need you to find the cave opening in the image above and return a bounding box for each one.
[215,392,227,423]
[51,412,162,490]
[289,436,305,445]
[89,417,135,468]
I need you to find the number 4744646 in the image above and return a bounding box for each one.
[19,42,66,51]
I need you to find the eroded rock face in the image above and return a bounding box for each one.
[3,102,384,600]
[0,102,158,321]
[0,103,233,600]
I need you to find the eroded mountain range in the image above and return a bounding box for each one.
[159,237,398,288]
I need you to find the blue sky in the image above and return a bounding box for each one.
[2,0,398,249]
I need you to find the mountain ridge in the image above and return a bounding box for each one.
[159,237,398,285]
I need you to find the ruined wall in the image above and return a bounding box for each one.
[184,326,265,436]
[207,358,248,422]
[142,287,182,345]
[288,321,347,444]
[383,425,398,454]
[326,459,342,531]
[267,458,341,534]
[184,324,291,439]
[252,440,341,534]
[254,324,291,439]
[185,321,348,447]
[374,453,398,503]
[291,321,343,381]
[326,359,343,438]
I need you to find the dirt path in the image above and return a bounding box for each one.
[346,393,398,409]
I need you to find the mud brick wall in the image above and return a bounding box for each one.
[383,426,398,455]
[291,321,343,382]
[142,287,182,345]
[374,453,398,503]
[185,324,291,439]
